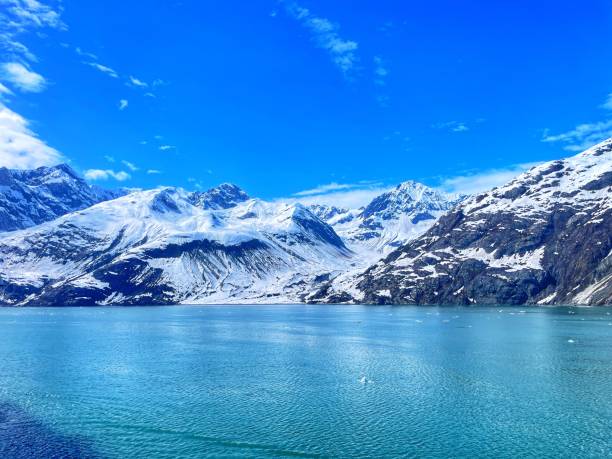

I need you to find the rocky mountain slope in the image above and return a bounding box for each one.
[0,186,352,305]
[189,183,250,210]
[313,139,612,305]
[0,164,125,232]
[311,182,465,257]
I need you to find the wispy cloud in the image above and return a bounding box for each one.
[289,181,391,208]
[104,155,115,163]
[129,76,147,87]
[159,144,175,151]
[187,177,203,190]
[0,82,13,96]
[1,62,45,92]
[118,99,128,111]
[85,62,118,78]
[294,182,359,196]
[373,56,388,86]
[75,46,97,60]
[147,169,161,175]
[84,169,131,181]
[0,102,63,169]
[541,120,612,152]
[433,120,469,133]
[439,162,542,195]
[1,0,66,31]
[542,93,612,152]
[121,160,138,171]
[282,1,359,77]
[0,0,66,63]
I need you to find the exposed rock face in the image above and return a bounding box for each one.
[189,183,250,210]
[0,188,351,306]
[0,164,125,232]
[326,139,612,306]
[311,182,466,256]
[0,140,610,306]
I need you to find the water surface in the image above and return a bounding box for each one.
[0,305,611,458]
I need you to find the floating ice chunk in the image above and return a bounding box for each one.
[359,376,373,385]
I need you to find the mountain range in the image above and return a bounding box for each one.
[311,139,612,305]
[0,139,610,306]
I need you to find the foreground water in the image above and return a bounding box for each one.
[0,305,611,458]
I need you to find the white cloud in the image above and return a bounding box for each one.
[2,0,66,31]
[0,102,63,169]
[0,0,65,63]
[121,160,138,171]
[1,62,46,92]
[433,120,470,133]
[541,120,612,152]
[0,82,13,96]
[129,75,147,87]
[601,94,612,110]
[118,99,128,110]
[159,144,175,151]
[291,187,391,209]
[144,92,155,98]
[294,182,359,196]
[373,56,388,85]
[104,155,115,163]
[84,169,131,181]
[283,1,358,77]
[439,162,542,195]
[75,46,97,60]
[288,181,392,208]
[86,62,118,78]
[147,169,161,174]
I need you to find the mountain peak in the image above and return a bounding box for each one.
[190,182,250,210]
[0,163,126,232]
[361,180,458,220]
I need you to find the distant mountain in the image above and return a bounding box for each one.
[314,139,612,305]
[0,187,351,305]
[312,181,466,256]
[0,164,125,232]
[1,140,610,307]
[190,183,250,210]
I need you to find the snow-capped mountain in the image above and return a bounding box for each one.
[0,163,125,232]
[312,139,612,305]
[312,181,465,256]
[0,186,352,305]
[190,183,250,210]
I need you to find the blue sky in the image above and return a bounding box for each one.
[0,0,611,206]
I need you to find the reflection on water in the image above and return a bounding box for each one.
[0,305,611,458]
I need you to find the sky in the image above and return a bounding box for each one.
[0,0,611,208]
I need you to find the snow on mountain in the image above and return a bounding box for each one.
[311,138,612,305]
[0,187,352,305]
[189,183,250,210]
[0,163,126,232]
[312,181,466,257]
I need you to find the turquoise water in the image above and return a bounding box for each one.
[0,306,611,458]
